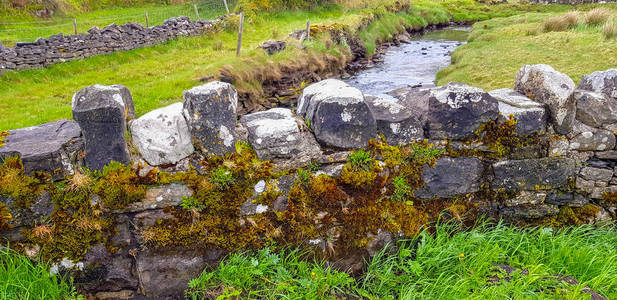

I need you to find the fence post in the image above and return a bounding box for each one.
[306,20,310,41]
[223,0,230,14]
[194,3,200,20]
[145,11,149,27]
[236,12,244,57]
[72,19,77,35]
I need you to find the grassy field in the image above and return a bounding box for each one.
[437,5,617,90]
[187,222,617,299]
[0,0,571,131]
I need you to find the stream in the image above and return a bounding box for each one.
[344,26,471,99]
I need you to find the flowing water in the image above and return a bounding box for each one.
[344,26,471,99]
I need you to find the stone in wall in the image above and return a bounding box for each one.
[574,90,617,128]
[406,83,500,140]
[492,157,576,191]
[0,119,82,180]
[364,95,424,145]
[239,108,321,161]
[1,191,54,231]
[183,81,238,156]
[414,157,484,199]
[577,68,617,99]
[514,64,576,135]
[568,121,616,151]
[72,84,134,171]
[130,102,194,166]
[488,88,547,135]
[545,192,589,207]
[296,79,377,149]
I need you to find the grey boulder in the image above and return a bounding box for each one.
[574,90,617,128]
[414,157,483,199]
[183,81,238,156]
[577,68,617,99]
[492,157,576,191]
[569,127,615,151]
[514,64,575,135]
[239,108,321,161]
[489,88,546,135]
[130,102,194,166]
[0,119,82,180]
[297,79,376,149]
[364,95,424,145]
[72,84,134,171]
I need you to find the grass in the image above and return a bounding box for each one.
[437,4,617,91]
[187,221,617,299]
[0,246,80,299]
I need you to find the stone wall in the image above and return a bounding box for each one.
[1,64,617,298]
[527,0,617,4]
[0,16,225,72]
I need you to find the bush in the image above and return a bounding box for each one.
[603,18,617,39]
[585,7,612,26]
[0,247,80,299]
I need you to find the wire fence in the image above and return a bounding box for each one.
[0,0,237,46]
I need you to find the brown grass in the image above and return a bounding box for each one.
[586,7,612,26]
[603,19,617,39]
[543,11,581,32]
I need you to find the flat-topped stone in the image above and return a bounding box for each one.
[0,119,82,179]
[489,88,547,135]
[364,95,424,145]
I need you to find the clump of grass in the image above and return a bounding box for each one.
[186,247,354,299]
[603,18,617,39]
[585,7,612,26]
[0,247,81,299]
[543,11,581,32]
[390,175,412,203]
[211,167,235,189]
[346,149,373,171]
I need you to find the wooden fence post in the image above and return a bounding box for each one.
[194,3,200,20]
[236,12,244,56]
[223,0,230,14]
[306,20,310,41]
[72,19,77,35]
[145,11,149,27]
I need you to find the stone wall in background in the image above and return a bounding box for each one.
[2,64,617,298]
[0,15,225,72]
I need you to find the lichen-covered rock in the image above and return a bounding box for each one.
[72,84,134,171]
[414,157,483,199]
[1,191,54,228]
[492,157,576,191]
[514,64,575,134]
[297,79,377,149]
[183,81,238,156]
[114,183,192,213]
[504,191,546,207]
[77,243,138,293]
[135,249,222,298]
[241,175,295,215]
[489,88,546,135]
[569,129,615,151]
[407,83,499,140]
[545,192,589,207]
[577,68,617,99]
[130,102,194,166]
[239,108,321,160]
[578,167,613,182]
[364,95,424,145]
[258,40,286,55]
[500,204,558,219]
[574,90,617,128]
[0,119,82,180]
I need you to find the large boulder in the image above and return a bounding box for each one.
[406,83,500,140]
[489,88,547,135]
[414,157,484,199]
[0,119,82,180]
[239,108,321,161]
[297,79,377,149]
[492,157,576,191]
[183,81,238,156]
[364,95,424,145]
[130,102,194,166]
[574,90,617,128]
[514,64,575,135]
[577,68,617,99]
[72,84,134,171]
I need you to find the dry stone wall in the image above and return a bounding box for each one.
[2,64,617,298]
[0,16,224,72]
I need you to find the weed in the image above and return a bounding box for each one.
[211,167,235,189]
[346,149,373,171]
[180,196,205,212]
[390,175,412,203]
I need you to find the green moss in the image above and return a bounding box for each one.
[0,131,8,148]
[0,155,48,209]
[0,202,12,231]
[92,161,153,210]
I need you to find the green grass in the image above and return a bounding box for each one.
[187,222,617,299]
[0,247,80,299]
[437,4,617,91]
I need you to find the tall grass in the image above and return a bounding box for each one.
[0,247,80,299]
[543,11,581,32]
[585,7,612,26]
[603,18,617,39]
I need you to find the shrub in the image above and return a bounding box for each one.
[603,18,617,39]
[585,7,612,26]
